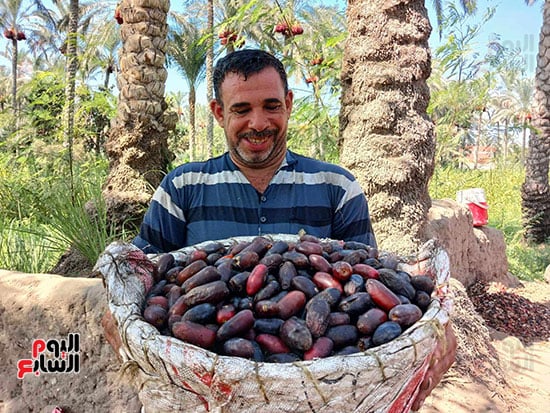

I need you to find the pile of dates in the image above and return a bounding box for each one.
[142,235,435,362]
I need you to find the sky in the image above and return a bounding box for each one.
[427,0,543,76]
[164,0,544,100]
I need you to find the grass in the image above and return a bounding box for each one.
[0,155,127,273]
[429,162,549,281]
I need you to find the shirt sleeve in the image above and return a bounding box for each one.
[331,180,377,248]
[132,173,187,254]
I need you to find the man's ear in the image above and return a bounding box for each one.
[210,99,224,127]
[285,90,294,118]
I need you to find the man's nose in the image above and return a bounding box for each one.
[248,109,269,131]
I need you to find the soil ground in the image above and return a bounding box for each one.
[421,280,550,413]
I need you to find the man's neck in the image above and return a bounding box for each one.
[231,152,286,194]
[239,162,280,193]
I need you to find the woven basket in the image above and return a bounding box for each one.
[96,235,451,413]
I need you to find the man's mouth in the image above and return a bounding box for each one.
[248,136,268,144]
[238,129,277,144]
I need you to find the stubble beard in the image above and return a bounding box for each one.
[232,129,285,168]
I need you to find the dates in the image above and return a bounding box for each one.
[142,236,434,362]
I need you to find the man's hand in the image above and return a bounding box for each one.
[101,309,123,360]
[412,321,457,411]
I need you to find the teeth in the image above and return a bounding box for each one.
[249,137,266,144]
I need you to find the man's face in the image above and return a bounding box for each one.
[210,67,293,170]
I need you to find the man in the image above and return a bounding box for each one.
[126,48,454,409]
[132,49,376,254]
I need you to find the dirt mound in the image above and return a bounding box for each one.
[0,270,141,413]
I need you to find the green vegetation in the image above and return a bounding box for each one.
[430,164,550,281]
[0,155,128,273]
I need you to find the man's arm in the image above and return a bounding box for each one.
[133,177,187,254]
[332,180,377,247]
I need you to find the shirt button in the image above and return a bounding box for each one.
[260,196,267,202]
[260,216,267,223]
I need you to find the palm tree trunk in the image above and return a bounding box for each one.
[474,111,482,169]
[522,120,527,164]
[339,0,435,255]
[63,0,79,198]
[11,38,17,114]
[206,0,214,158]
[103,0,176,230]
[189,84,196,161]
[504,118,509,161]
[521,0,550,243]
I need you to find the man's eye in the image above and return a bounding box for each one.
[266,105,282,111]
[233,108,250,115]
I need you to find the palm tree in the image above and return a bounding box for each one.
[62,0,79,195]
[0,0,52,113]
[492,72,533,163]
[103,0,176,230]
[521,0,550,243]
[87,20,120,92]
[167,14,208,161]
[339,0,436,255]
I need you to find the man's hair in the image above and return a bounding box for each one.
[213,49,288,104]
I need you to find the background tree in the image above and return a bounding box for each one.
[0,0,52,113]
[167,14,208,161]
[61,0,79,195]
[491,71,533,163]
[521,0,550,243]
[102,0,176,230]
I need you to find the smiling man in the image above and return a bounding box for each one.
[132,49,376,254]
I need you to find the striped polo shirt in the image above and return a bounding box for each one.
[133,150,376,253]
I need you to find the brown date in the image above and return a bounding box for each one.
[176,260,208,285]
[352,263,379,280]
[312,271,343,294]
[256,333,290,354]
[357,307,388,335]
[172,320,216,349]
[366,279,401,312]
[295,240,324,256]
[216,304,236,324]
[277,290,306,319]
[147,295,168,309]
[303,337,334,360]
[143,304,167,329]
[305,297,331,338]
[332,261,353,282]
[388,303,423,328]
[278,261,297,290]
[246,263,268,296]
[308,254,332,273]
[280,317,312,352]
[410,274,435,296]
[182,265,221,293]
[223,337,256,358]
[183,280,230,307]
[233,250,260,270]
[216,309,255,341]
